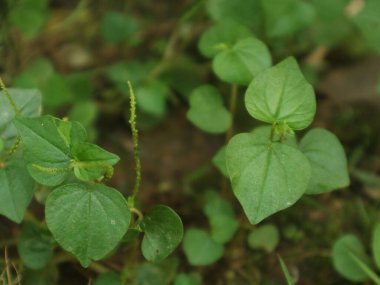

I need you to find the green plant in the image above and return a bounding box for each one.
[0,79,183,269]
[192,26,350,225]
[332,223,380,284]
[2,0,380,283]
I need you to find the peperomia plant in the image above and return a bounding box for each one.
[0,79,183,268]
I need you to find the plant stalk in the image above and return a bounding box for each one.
[225,84,238,143]
[127,81,141,206]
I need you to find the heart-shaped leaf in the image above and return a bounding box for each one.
[213,37,272,85]
[198,20,252,58]
[245,57,316,131]
[247,223,279,252]
[332,234,372,282]
[226,128,310,224]
[183,228,224,266]
[0,159,35,223]
[187,85,231,134]
[136,81,168,118]
[46,183,131,267]
[203,190,239,244]
[140,205,183,262]
[300,128,349,194]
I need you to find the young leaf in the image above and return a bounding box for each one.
[0,159,35,223]
[17,221,54,270]
[372,223,380,270]
[187,85,231,134]
[212,37,272,85]
[15,116,116,185]
[94,272,122,285]
[245,57,316,131]
[261,0,315,38]
[45,183,131,267]
[300,128,349,194]
[203,190,239,244]
[14,116,75,186]
[248,224,279,252]
[332,234,371,282]
[278,256,295,285]
[140,205,183,262]
[198,20,252,58]
[183,228,224,266]
[0,88,41,148]
[72,142,120,181]
[226,128,311,224]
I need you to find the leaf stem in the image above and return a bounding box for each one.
[221,84,238,194]
[127,81,141,205]
[130,207,144,223]
[0,77,19,115]
[225,84,238,143]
